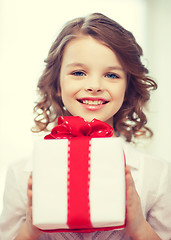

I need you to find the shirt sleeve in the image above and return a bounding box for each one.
[146,161,171,240]
[0,160,29,240]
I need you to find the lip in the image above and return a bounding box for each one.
[77,97,109,111]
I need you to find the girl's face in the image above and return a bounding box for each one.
[60,35,127,128]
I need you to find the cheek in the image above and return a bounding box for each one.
[60,80,67,102]
[111,84,126,100]
[60,76,69,94]
[60,86,69,104]
[62,78,81,95]
[60,80,77,104]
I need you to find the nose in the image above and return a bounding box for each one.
[86,87,102,93]
[85,76,102,93]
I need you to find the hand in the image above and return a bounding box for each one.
[26,173,42,239]
[125,166,146,238]
[14,173,43,240]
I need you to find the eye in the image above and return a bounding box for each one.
[71,71,86,76]
[105,72,120,79]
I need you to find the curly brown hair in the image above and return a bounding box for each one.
[32,13,157,142]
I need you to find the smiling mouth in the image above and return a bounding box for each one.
[77,99,109,105]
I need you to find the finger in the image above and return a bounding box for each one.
[28,173,32,190]
[28,189,32,206]
[125,165,131,174]
[125,166,135,188]
[30,206,33,221]
[27,173,33,207]
[125,166,137,207]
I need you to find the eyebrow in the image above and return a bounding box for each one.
[66,63,124,71]
[106,66,125,72]
[66,63,87,68]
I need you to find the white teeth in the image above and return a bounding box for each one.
[82,100,104,105]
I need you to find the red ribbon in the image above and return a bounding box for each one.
[44,116,114,230]
[44,116,114,139]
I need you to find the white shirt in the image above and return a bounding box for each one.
[0,139,171,240]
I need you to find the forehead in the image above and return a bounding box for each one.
[61,35,123,68]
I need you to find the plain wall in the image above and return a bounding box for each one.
[144,0,171,161]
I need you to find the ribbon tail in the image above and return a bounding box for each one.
[67,137,92,229]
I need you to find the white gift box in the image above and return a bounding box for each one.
[32,137,126,231]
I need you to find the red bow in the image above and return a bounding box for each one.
[44,116,114,139]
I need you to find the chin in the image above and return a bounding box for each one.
[72,114,97,122]
[81,115,106,123]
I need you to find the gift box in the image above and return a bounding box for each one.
[32,116,126,232]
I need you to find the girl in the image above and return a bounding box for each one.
[0,13,171,240]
